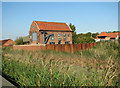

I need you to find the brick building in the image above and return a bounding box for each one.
[0,39,15,47]
[96,32,120,41]
[29,21,72,45]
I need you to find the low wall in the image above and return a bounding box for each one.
[13,43,97,53]
[13,45,46,51]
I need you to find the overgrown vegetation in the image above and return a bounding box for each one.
[78,37,95,43]
[15,37,23,45]
[1,41,119,86]
[69,23,78,44]
[69,23,97,44]
[69,23,119,44]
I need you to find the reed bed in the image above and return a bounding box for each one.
[1,41,119,86]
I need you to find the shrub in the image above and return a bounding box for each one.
[15,37,23,45]
[78,37,95,43]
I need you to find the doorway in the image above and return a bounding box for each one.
[58,40,61,44]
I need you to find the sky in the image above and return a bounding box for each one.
[2,2,118,40]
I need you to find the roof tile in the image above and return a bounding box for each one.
[97,32,120,38]
[34,21,71,31]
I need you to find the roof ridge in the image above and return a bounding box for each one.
[34,20,66,24]
[32,20,71,31]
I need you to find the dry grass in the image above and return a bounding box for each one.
[1,40,119,86]
[102,56,119,86]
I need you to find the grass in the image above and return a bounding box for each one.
[1,40,119,86]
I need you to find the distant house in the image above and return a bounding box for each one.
[0,39,15,47]
[29,21,72,45]
[96,32,120,41]
[94,37,101,42]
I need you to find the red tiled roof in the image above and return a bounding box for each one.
[97,32,108,36]
[107,33,117,38]
[34,21,71,31]
[97,32,120,38]
[0,39,10,45]
[0,39,14,45]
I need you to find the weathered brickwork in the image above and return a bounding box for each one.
[29,22,40,44]
[45,31,72,44]
[13,43,97,53]
[13,45,46,51]
[29,21,72,45]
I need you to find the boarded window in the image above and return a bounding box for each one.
[32,32,37,41]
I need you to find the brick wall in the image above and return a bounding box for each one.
[46,31,72,44]
[29,21,72,45]
[13,45,46,51]
[13,43,97,53]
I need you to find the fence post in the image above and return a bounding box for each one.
[46,44,48,50]
[61,44,65,52]
[73,44,77,52]
[86,43,90,50]
[70,44,74,53]
[57,44,61,52]
[64,44,71,53]
[82,43,85,50]
[94,42,96,46]
[55,44,59,51]
[90,43,93,48]
[77,44,81,52]
[46,44,54,50]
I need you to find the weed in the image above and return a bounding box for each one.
[1,41,119,86]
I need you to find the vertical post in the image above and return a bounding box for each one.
[70,44,74,53]
[82,43,85,50]
[43,33,45,44]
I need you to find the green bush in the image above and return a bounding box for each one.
[15,37,23,45]
[78,37,95,43]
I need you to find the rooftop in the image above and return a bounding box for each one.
[34,21,72,31]
[97,32,120,38]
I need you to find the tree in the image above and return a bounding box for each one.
[69,23,78,44]
[92,32,99,38]
[113,31,119,33]
[15,37,23,45]
[78,37,95,43]
[69,23,76,32]
[86,32,92,37]
[69,23,96,44]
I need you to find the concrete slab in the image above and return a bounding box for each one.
[0,75,16,88]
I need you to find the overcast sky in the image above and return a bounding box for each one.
[2,2,118,40]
